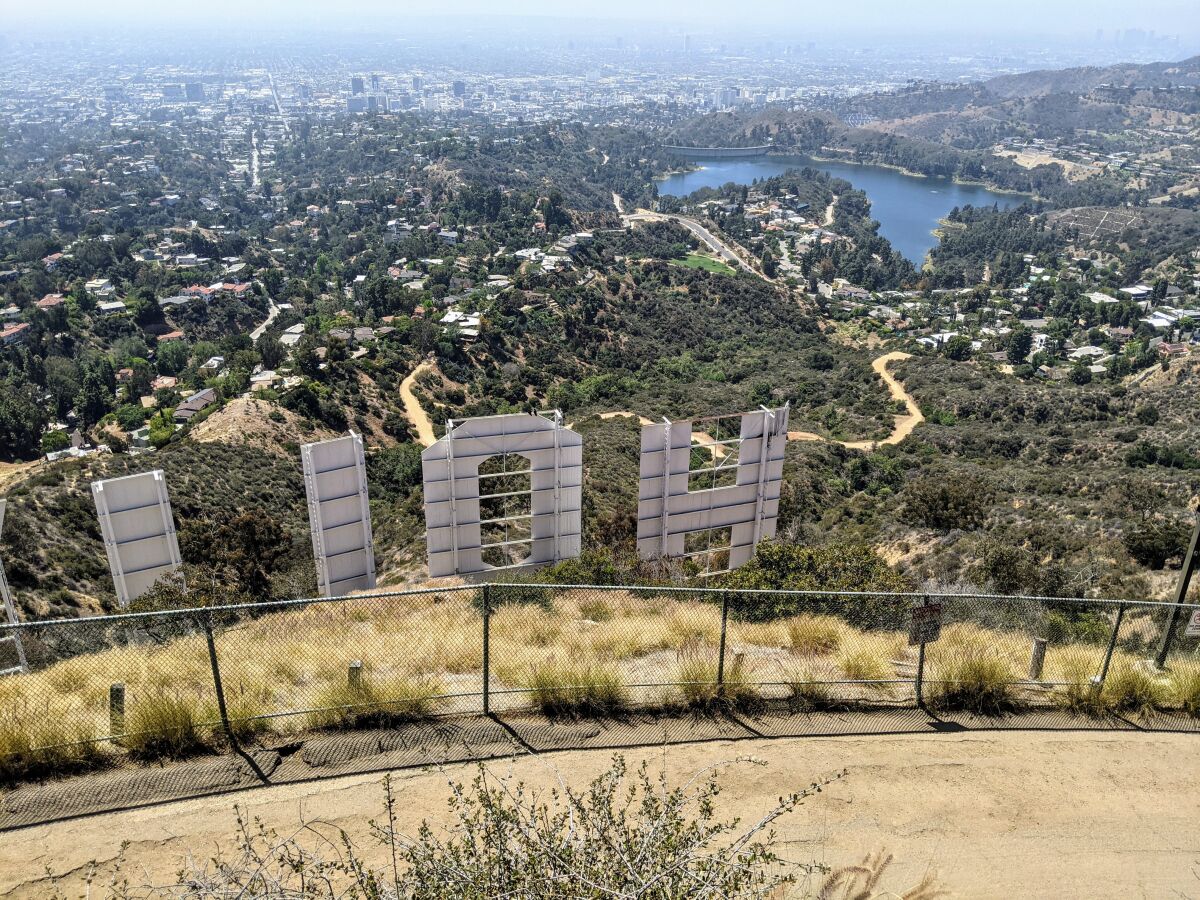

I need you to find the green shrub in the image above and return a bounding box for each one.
[723,541,910,624]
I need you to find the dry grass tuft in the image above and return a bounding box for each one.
[1169,662,1200,717]
[1100,661,1167,715]
[929,635,1021,716]
[518,659,627,718]
[838,649,893,683]
[123,690,210,760]
[787,615,845,656]
[673,645,760,711]
[307,674,445,730]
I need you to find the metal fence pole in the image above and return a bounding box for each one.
[1097,602,1126,688]
[716,593,729,692]
[914,595,929,711]
[1154,517,1200,669]
[203,616,234,743]
[482,584,492,715]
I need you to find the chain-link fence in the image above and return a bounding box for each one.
[0,584,1198,827]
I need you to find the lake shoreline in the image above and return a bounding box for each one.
[656,153,1025,264]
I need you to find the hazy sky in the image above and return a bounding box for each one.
[6,0,1199,37]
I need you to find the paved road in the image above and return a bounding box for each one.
[249,296,280,341]
[625,209,761,277]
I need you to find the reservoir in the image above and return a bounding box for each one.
[657,155,1024,264]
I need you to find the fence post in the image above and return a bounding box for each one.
[482,584,492,715]
[914,595,929,711]
[716,592,729,693]
[203,616,234,743]
[349,660,363,687]
[1096,602,1126,690]
[1153,517,1200,670]
[109,682,125,740]
[1028,638,1048,681]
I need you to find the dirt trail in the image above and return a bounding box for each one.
[400,361,437,448]
[4,731,1197,899]
[789,351,923,450]
[578,412,731,460]
[574,353,920,456]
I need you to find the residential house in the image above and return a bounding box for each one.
[85,278,114,297]
[0,323,30,345]
[173,388,218,423]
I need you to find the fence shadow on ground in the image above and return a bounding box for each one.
[0,583,1198,830]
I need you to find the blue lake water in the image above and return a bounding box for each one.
[657,155,1024,264]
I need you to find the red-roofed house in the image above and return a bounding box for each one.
[1,322,30,345]
[37,293,65,309]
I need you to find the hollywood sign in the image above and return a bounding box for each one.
[421,405,788,577]
[73,404,787,606]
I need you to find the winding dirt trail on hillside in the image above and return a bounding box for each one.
[788,351,923,451]
[400,361,437,448]
[416,353,920,456]
[582,353,922,454]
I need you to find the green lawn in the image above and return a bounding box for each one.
[675,253,736,275]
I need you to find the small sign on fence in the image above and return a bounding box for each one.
[909,602,943,646]
[1185,609,1200,638]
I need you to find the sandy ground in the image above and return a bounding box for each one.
[0,461,40,494]
[3,730,1197,899]
[399,360,437,448]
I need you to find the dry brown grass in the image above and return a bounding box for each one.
[0,590,1193,777]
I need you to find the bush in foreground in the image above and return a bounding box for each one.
[103,755,946,899]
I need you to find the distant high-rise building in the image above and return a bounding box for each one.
[297,84,312,100]
[713,87,738,110]
[162,84,184,101]
[184,82,205,102]
[371,73,380,91]
[346,96,368,113]
[351,76,365,95]
[452,80,466,98]
[412,75,424,91]
[684,34,692,53]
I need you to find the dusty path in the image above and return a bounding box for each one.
[588,353,922,455]
[4,731,1197,899]
[399,360,437,448]
[789,351,923,450]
